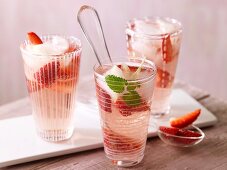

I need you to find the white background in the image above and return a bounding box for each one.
[0,0,227,105]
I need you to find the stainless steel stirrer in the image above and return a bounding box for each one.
[77,5,112,66]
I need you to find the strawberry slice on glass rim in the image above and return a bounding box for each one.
[27,32,43,45]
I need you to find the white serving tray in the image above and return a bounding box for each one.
[0,89,217,168]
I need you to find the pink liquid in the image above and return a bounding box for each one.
[126,17,182,116]
[21,37,81,141]
[94,62,156,166]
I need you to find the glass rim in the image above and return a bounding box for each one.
[93,57,157,83]
[126,16,183,39]
[20,35,82,59]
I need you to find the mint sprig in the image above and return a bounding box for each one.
[105,75,142,106]
[123,91,141,106]
[127,82,140,91]
[105,75,127,93]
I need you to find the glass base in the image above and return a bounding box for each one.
[108,154,144,167]
[150,106,170,118]
[37,128,74,142]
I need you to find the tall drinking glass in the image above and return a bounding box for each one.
[94,57,156,167]
[126,17,182,117]
[20,35,82,141]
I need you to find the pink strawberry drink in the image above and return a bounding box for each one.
[94,58,156,167]
[20,34,81,141]
[126,17,182,116]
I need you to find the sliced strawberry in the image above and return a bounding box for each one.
[162,34,173,63]
[59,56,81,81]
[34,61,60,87]
[115,100,132,116]
[175,129,202,145]
[65,45,78,53]
[96,84,112,113]
[26,79,43,93]
[59,67,73,80]
[59,61,75,80]
[117,64,138,72]
[27,32,43,45]
[159,126,179,135]
[170,109,201,128]
[115,99,150,117]
[117,64,147,73]
[177,129,201,137]
[159,126,202,145]
[156,68,174,88]
[128,65,139,72]
[133,100,150,112]
[159,126,201,137]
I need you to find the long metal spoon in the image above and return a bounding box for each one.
[77,5,112,66]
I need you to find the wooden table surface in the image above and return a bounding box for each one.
[0,81,227,170]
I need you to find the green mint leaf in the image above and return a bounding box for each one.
[127,82,138,91]
[105,75,127,93]
[122,90,141,107]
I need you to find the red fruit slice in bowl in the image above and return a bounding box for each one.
[177,128,201,137]
[27,32,43,45]
[158,125,204,146]
[158,109,204,147]
[159,126,179,136]
[175,127,203,145]
[170,109,201,128]
[159,126,201,137]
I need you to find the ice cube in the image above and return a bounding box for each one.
[132,40,157,58]
[104,65,123,78]
[101,65,125,102]
[157,19,176,34]
[50,36,70,55]
[121,64,132,80]
[132,39,162,58]
[134,19,177,35]
[22,51,53,79]
[26,36,69,55]
[135,20,163,35]
[97,78,119,102]
[23,36,71,79]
